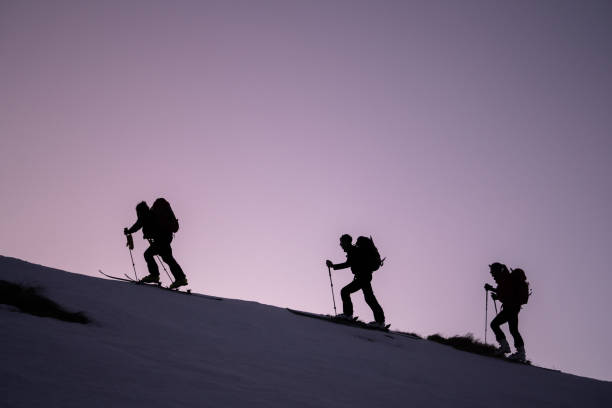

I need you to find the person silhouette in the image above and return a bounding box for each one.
[124,200,187,289]
[326,234,385,327]
[484,262,526,362]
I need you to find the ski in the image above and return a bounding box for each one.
[287,308,391,332]
[503,356,532,366]
[98,270,223,300]
[99,269,135,282]
[154,283,192,295]
[498,355,561,373]
[98,270,191,294]
[141,281,225,300]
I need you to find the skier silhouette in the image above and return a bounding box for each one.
[484,262,526,362]
[124,200,187,289]
[326,234,385,327]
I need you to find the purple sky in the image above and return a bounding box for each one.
[2,0,612,380]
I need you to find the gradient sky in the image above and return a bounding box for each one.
[2,0,612,380]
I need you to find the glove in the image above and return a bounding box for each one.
[126,234,134,250]
[484,283,493,291]
[124,228,129,236]
[491,293,498,301]
[326,260,333,268]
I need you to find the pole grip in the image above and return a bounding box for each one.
[126,234,134,250]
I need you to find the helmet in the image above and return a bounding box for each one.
[340,234,352,245]
[489,262,509,278]
[135,201,150,218]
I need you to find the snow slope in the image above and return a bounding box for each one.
[1,255,610,408]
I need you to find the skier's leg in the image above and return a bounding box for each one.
[507,307,524,349]
[490,308,510,353]
[340,279,361,317]
[490,309,508,341]
[143,243,160,277]
[360,275,385,323]
[158,243,185,280]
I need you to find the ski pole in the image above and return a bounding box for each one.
[156,255,173,283]
[147,239,173,283]
[126,233,138,280]
[484,288,489,344]
[327,265,337,316]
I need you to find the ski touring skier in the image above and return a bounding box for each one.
[484,262,529,362]
[124,199,188,290]
[326,234,386,328]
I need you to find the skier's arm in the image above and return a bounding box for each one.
[333,261,350,270]
[126,219,142,235]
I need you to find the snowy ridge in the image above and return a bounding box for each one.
[1,255,611,408]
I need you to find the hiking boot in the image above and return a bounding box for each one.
[168,277,188,289]
[495,338,511,355]
[508,347,526,362]
[368,321,386,328]
[335,313,354,321]
[139,274,160,284]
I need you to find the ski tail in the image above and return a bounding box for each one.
[99,270,134,282]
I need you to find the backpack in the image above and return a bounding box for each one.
[150,198,179,234]
[355,236,384,273]
[511,268,531,305]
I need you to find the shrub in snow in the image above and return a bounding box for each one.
[428,333,500,357]
[0,280,90,324]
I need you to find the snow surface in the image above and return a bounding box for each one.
[1,255,611,408]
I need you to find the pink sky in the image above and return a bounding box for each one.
[2,0,612,380]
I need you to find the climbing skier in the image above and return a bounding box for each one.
[124,199,188,289]
[325,234,385,327]
[484,262,528,362]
